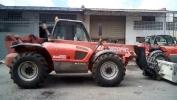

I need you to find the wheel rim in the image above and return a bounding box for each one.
[100,61,118,80]
[156,56,165,60]
[18,61,38,81]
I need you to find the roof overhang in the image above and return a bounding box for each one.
[0,6,83,12]
[84,8,177,17]
[1,6,177,17]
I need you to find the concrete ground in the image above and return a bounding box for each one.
[0,62,177,100]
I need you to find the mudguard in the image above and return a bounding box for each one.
[91,50,117,62]
[11,43,43,48]
[149,50,162,57]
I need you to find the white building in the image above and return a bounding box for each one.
[0,6,177,58]
[83,8,177,44]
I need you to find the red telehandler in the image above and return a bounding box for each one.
[5,17,159,88]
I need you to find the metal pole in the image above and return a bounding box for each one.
[164,13,166,35]
[173,13,174,37]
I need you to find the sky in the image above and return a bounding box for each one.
[0,0,177,11]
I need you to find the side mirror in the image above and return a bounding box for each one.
[93,24,103,53]
[98,24,102,36]
[98,24,102,45]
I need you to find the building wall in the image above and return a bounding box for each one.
[32,12,40,35]
[77,13,83,21]
[125,16,174,45]
[76,15,175,44]
[83,15,90,34]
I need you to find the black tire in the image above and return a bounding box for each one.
[9,52,49,88]
[92,53,125,87]
[151,52,168,61]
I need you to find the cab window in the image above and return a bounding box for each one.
[145,36,155,44]
[165,35,175,45]
[53,21,89,41]
[156,35,175,45]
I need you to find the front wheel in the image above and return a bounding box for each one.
[10,52,49,88]
[92,53,125,87]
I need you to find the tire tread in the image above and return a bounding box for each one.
[10,52,49,89]
[92,53,125,87]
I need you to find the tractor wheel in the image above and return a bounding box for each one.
[151,52,168,61]
[92,53,125,87]
[9,52,49,88]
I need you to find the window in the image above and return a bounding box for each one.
[156,36,167,45]
[0,12,32,32]
[174,17,177,22]
[134,21,163,30]
[53,21,89,41]
[166,22,177,30]
[142,16,155,21]
[7,12,22,21]
[136,37,145,42]
[166,22,173,30]
[164,35,175,45]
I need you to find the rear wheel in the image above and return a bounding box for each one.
[151,52,168,61]
[92,53,125,87]
[10,52,49,88]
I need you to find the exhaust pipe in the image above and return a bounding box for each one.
[41,22,50,36]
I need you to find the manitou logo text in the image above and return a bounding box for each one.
[97,46,129,52]
[53,55,66,59]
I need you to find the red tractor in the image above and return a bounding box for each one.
[138,35,177,62]
[5,18,147,88]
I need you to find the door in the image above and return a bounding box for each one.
[90,15,125,43]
